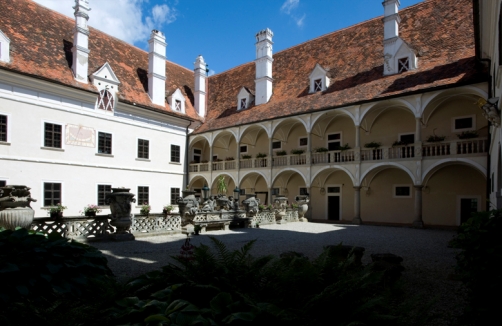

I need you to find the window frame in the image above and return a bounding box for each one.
[137,186,150,206]
[174,99,182,111]
[314,78,322,92]
[271,188,280,196]
[327,132,342,151]
[42,121,64,149]
[42,181,63,207]
[170,144,181,163]
[0,179,7,187]
[452,115,476,132]
[393,184,412,198]
[171,187,180,205]
[272,141,282,150]
[299,187,309,196]
[137,138,150,160]
[97,184,112,207]
[299,137,308,147]
[0,113,9,143]
[96,89,115,112]
[97,131,113,155]
[240,145,248,154]
[398,133,415,144]
[240,98,247,110]
[397,57,410,73]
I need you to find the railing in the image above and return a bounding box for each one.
[240,158,253,169]
[361,148,383,161]
[388,145,415,159]
[255,157,268,168]
[189,162,209,172]
[225,160,236,170]
[423,138,488,157]
[212,161,224,171]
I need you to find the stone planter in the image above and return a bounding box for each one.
[106,187,136,241]
[50,211,64,219]
[295,195,309,222]
[0,185,37,230]
[274,196,288,223]
[84,211,96,217]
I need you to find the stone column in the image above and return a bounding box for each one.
[209,146,213,172]
[412,185,424,228]
[355,125,360,148]
[305,187,312,220]
[269,136,273,167]
[236,143,240,170]
[268,187,273,206]
[352,186,362,224]
[307,132,312,165]
[415,118,422,142]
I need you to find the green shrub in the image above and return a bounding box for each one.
[449,210,502,324]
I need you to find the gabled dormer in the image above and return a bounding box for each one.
[0,29,11,63]
[237,87,254,110]
[168,88,186,114]
[309,63,330,93]
[90,62,120,112]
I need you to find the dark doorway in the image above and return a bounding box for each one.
[460,198,478,224]
[328,196,340,220]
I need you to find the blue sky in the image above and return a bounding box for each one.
[34,0,423,75]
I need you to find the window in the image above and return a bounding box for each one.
[453,116,474,131]
[240,98,247,110]
[97,89,114,111]
[0,114,7,142]
[97,184,111,206]
[394,185,411,198]
[399,134,415,144]
[240,188,246,196]
[272,188,280,196]
[98,132,112,154]
[44,123,62,148]
[44,182,61,206]
[327,133,341,151]
[240,145,248,153]
[175,100,181,111]
[314,79,322,92]
[272,141,282,149]
[193,148,202,163]
[299,187,308,196]
[171,187,180,205]
[171,144,180,163]
[299,137,308,147]
[0,180,6,187]
[138,139,149,159]
[398,57,409,73]
[138,186,149,205]
[327,187,340,193]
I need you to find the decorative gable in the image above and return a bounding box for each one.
[90,62,120,112]
[309,64,330,93]
[237,87,254,110]
[168,88,186,113]
[383,38,417,75]
[0,29,11,63]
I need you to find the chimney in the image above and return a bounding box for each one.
[148,30,167,106]
[255,28,273,105]
[383,0,400,41]
[194,55,207,117]
[72,0,91,83]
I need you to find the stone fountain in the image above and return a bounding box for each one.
[0,185,37,230]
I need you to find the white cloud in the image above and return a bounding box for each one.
[32,0,178,46]
[280,0,299,15]
[294,14,306,28]
[208,69,216,77]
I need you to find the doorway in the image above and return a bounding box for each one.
[459,197,479,224]
[327,185,341,220]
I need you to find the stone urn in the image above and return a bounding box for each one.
[215,194,230,210]
[273,196,288,224]
[295,195,309,222]
[242,194,260,216]
[106,187,135,241]
[0,185,37,230]
[178,190,200,234]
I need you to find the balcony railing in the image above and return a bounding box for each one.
[188,138,488,171]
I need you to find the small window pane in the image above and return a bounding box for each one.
[0,180,6,187]
[272,188,280,196]
[138,139,149,159]
[398,57,409,73]
[328,134,341,141]
[455,117,473,130]
[98,132,112,154]
[194,149,202,155]
[171,188,180,205]
[44,123,62,148]
[239,189,246,195]
[314,79,322,92]
[44,182,62,206]
[240,98,247,110]
[171,145,180,163]
[400,134,415,144]
[327,187,340,193]
[97,90,114,111]
[299,187,308,196]
[272,141,281,149]
[138,186,149,205]
[299,138,308,146]
[395,186,410,197]
[240,145,248,153]
[0,115,7,142]
[97,185,111,206]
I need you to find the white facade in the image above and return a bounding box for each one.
[0,69,189,217]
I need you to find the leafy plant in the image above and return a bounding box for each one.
[339,143,351,151]
[291,149,305,155]
[457,130,479,139]
[140,203,151,215]
[47,203,67,214]
[315,147,328,152]
[225,157,234,161]
[256,153,267,158]
[291,203,299,209]
[213,158,223,162]
[276,150,287,156]
[217,175,227,195]
[426,135,446,142]
[201,159,209,163]
[241,154,252,159]
[364,141,381,149]
[258,204,265,211]
[392,140,410,147]
[81,204,101,215]
[163,205,173,212]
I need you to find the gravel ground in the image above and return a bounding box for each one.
[90,222,466,325]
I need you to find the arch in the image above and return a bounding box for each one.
[422,159,487,186]
[188,174,209,187]
[271,117,308,141]
[360,163,416,186]
[311,166,356,186]
[210,172,237,188]
[421,86,488,125]
[189,134,210,147]
[239,123,270,142]
[213,129,238,146]
[310,110,356,139]
[272,168,307,187]
[360,98,415,123]
[239,124,269,146]
[311,109,356,133]
[239,170,270,188]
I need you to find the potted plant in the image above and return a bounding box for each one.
[201,159,209,163]
[291,149,305,155]
[315,147,329,152]
[140,203,151,216]
[457,130,478,139]
[225,157,234,161]
[258,204,265,212]
[217,175,227,195]
[81,204,101,217]
[364,141,381,149]
[392,140,409,147]
[339,143,351,151]
[242,154,252,159]
[256,153,267,158]
[163,205,173,215]
[48,203,67,219]
[426,135,446,142]
[267,204,273,211]
[193,224,202,235]
[276,150,287,156]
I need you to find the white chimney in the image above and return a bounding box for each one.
[72,0,91,83]
[383,0,400,41]
[255,28,273,105]
[148,30,167,106]
[194,55,207,117]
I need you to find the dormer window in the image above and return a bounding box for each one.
[237,87,254,111]
[168,88,186,113]
[240,98,247,110]
[314,79,322,92]
[398,57,409,73]
[309,64,330,93]
[0,29,11,63]
[97,89,114,111]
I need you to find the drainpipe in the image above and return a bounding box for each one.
[184,126,189,189]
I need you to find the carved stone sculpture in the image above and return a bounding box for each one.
[242,194,260,216]
[106,187,135,241]
[295,195,309,222]
[0,185,37,230]
[273,196,288,223]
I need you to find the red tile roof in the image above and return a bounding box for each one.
[195,0,487,134]
[0,0,199,122]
